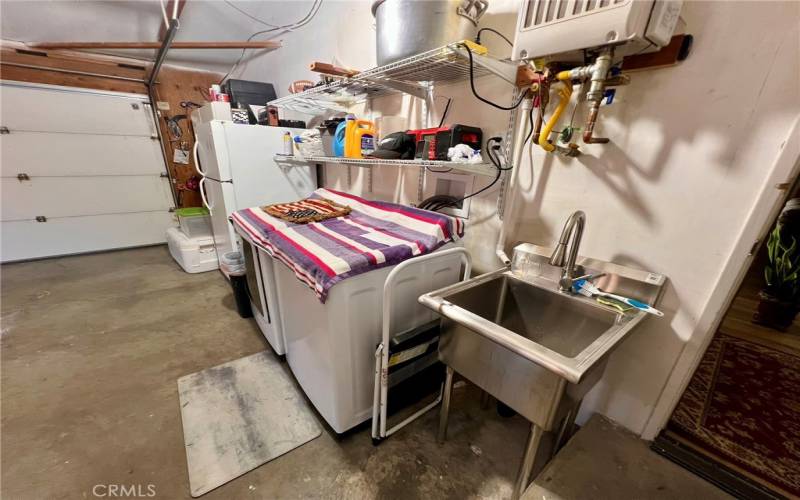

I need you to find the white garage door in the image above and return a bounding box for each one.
[0,81,174,262]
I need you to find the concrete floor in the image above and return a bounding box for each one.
[525,415,732,500]
[1,246,729,499]
[1,246,530,499]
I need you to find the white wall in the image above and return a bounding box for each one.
[237,0,800,437]
[522,2,800,437]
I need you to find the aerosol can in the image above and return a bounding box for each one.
[282,131,293,156]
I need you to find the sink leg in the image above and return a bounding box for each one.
[552,408,573,459]
[438,365,454,444]
[553,399,581,458]
[512,423,543,500]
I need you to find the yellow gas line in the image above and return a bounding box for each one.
[538,72,573,152]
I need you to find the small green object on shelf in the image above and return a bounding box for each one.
[175,207,210,218]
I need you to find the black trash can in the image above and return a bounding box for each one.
[220,251,252,318]
[229,273,253,318]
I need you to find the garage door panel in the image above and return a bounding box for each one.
[1,212,173,262]
[0,83,154,136]
[0,132,165,177]
[2,176,173,221]
[0,82,173,261]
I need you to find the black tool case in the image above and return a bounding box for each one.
[221,79,277,124]
[435,125,483,160]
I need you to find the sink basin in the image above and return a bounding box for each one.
[418,243,665,432]
[443,272,623,359]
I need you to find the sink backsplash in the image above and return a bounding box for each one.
[511,243,667,308]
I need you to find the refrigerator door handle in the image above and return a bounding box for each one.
[199,176,213,211]
[193,135,205,177]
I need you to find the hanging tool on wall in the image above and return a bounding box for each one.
[165,114,188,141]
[175,174,201,207]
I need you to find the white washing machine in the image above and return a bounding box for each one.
[274,244,462,433]
[236,224,288,355]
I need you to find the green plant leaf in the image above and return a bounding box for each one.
[767,228,778,262]
[761,221,800,301]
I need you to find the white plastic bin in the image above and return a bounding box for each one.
[166,227,218,273]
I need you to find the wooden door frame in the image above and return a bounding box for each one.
[642,115,800,439]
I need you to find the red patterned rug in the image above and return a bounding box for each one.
[667,333,800,497]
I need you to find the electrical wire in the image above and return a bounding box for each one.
[462,43,527,111]
[475,28,513,47]
[569,82,582,123]
[437,97,452,128]
[223,0,280,27]
[487,136,513,171]
[522,105,534,146]
[455,158,503,202]
[226,0,322,79]
[220,0,323,84]
[418,137,509,212]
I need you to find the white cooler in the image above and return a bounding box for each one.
[166,227,219,273]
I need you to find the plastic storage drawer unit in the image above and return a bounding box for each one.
[175,207,212,239]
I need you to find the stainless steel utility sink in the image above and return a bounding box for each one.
[421,265,645,425]
[419,243,666,498]
[439,270,628,364]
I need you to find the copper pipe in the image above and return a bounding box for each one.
[531,73,551,144]
[583,103,609,144]
[580,48,613,145]
[531,94,550,144]
[532,107,545,144]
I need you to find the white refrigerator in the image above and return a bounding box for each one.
[192,120,316,258]
[192,117,316,355]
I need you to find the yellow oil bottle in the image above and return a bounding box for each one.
[344,117,377,158]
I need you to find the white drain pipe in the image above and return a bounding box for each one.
[496,96,534,266]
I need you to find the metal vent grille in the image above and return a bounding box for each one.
[523,0,628,29]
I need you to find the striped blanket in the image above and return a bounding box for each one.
[231,188,465,303]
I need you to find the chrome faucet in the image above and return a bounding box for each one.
[549,211,586,292]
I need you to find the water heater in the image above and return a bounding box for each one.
[512,0,683,61]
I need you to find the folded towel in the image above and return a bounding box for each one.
[262,198,351,224]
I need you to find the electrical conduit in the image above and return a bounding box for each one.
[495,97,534,266]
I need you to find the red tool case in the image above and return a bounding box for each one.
[407,125,482,160]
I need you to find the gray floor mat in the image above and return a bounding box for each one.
[178,351,321,497]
